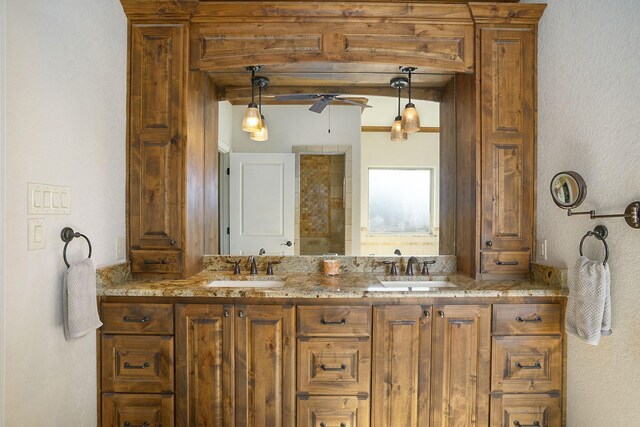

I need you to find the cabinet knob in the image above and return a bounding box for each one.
[438,311,445,318]
[423,310,430,318]
[223,309,230,318]
[486,240,493,247]
[170,240,176,246]
[238,310,245,318]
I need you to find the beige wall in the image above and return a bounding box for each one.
[523,0,640,424]
[5,1,126,425]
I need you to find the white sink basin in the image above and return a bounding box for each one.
[368,281,457,291]
[206,280,285,288]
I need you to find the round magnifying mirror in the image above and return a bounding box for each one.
[550,171,587,209]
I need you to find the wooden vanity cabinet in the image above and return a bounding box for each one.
[175,303,295,427]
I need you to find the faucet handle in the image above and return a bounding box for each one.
[226,260,241,275]
[382,261,399,275]
[266,261,281,275]
[421,260,436,275]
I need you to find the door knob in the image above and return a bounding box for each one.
[281,241,293,247]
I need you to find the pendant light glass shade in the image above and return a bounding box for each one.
[401,103,420,133]
[242,103,262,132]
[390,116,403,142]
[250,115,268,141]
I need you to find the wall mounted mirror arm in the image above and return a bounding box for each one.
[550,171,640,229]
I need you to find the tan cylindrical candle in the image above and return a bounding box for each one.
[323,259,340,276]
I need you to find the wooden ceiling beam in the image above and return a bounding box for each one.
[221,85,442,103]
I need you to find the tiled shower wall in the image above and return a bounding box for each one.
[299,154,345,255]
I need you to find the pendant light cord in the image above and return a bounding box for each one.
[397,86,401,116]
[251,68,256,105]
[258,83,262,114]
[407,69,412,104]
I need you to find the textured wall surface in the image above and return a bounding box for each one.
[524,0,640,424]
[5,1,126,424]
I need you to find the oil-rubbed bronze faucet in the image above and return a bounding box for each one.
[227,260,241,275]
[405,256,418,276]
[248,256,258,275]
[394,248,402,255]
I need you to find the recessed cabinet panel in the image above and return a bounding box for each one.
[480,27,535,260]
[129,24,184,250]
[492,336,562,393]
[493,144,523,239]
[298,396,369,427]
[235,305,296,427]
[298,338,370,395]
[176,304,234,427]
[372,306,431,427]
[490,393,561,427]
[431,305,491,427]
[102,393,174,427]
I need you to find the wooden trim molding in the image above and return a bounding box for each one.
[468,3,547,24]
[362,126,440,133]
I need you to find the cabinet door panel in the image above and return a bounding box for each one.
[236,305,296,427]
[431,305,491,427]
[372,305,431,427]
[176,304,234,427]
[480,27,535,256]
[129,23,185,249]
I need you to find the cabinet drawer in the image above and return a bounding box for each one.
[102,393,174,427]
[298,396,369,427]
[131,249,182,274]
[298,306,371,337]
[481,251,530,274]
[491,336,562,393]
[490,393,561,427]
[102,335,174,393]
[298,338,371,395]
[493,304,562,335]
[101,303,174,335]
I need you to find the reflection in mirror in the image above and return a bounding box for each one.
[550,171,587,209]
[217,89,442,256]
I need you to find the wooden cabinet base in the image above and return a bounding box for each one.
[102,393,174,427]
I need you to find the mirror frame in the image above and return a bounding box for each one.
[550,171,587,209]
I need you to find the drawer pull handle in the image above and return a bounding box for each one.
[320,423,346,427]
[515,316,542,323]
[495,260,519,266]
[515,361,542,370]
[143,259,169,265]
[124,361,150,369]
[320,363,347,372]
[513,421,539,427]
[124,422,150,427]
[123,316,151,323]
[320,318,347,325]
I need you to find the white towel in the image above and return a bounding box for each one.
[565,256,612,345]
[63,258,102,340]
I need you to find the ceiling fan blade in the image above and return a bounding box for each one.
[274,94,322,101]
[336,98,373,108]
[309,98,331,113]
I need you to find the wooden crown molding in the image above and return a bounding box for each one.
[468,3,547,24]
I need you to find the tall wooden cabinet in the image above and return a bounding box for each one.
[127,22,216,279]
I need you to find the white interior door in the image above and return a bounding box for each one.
[230,153,295,255]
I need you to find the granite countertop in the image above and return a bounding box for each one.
[97,269,567,299]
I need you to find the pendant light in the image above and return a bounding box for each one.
[389,77,409,142]
[250,76,270,142]
[400,66,420,133]
[242,66,262,133]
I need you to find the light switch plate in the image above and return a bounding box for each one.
[116,236,125,260]
[28,218,45,250]
[538,239,548,261]
[28,183,70,215]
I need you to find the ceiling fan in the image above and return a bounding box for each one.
[273,93,372,113]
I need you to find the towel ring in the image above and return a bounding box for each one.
[61,227,92,268]
[579,225,609,265]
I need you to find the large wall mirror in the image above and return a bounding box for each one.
[211,65,453,256]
